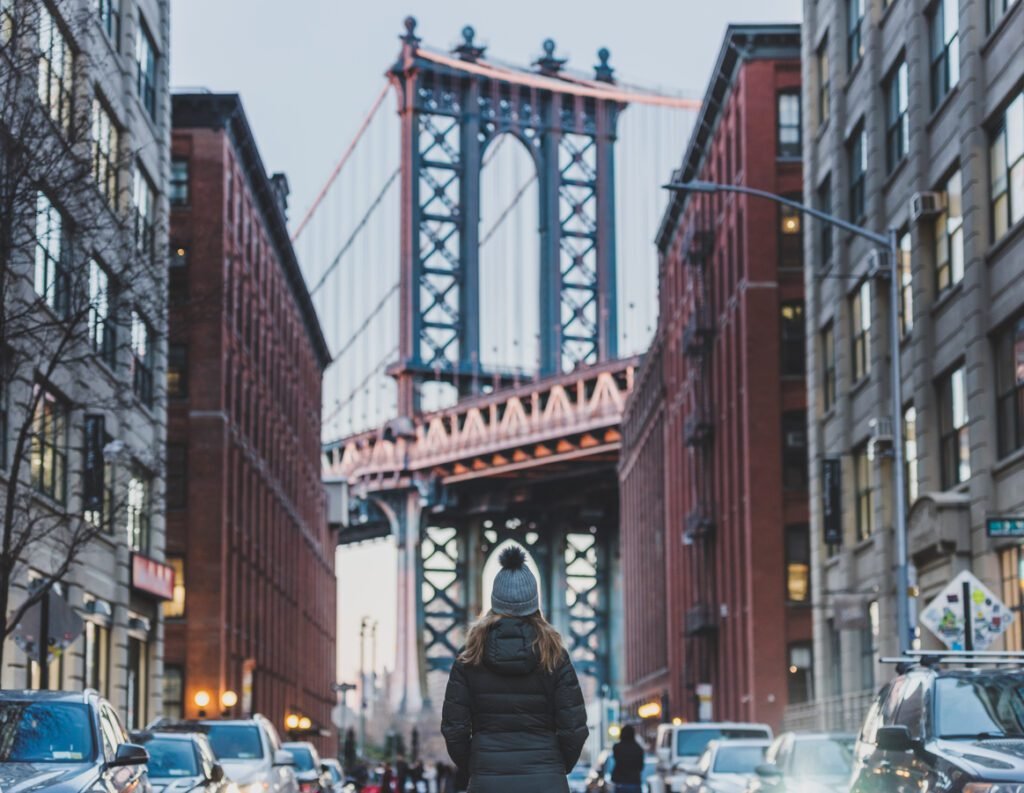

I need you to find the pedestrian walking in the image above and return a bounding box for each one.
[441,544,589,792]
[610,724,645,793]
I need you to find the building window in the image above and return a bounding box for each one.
[848,125,866,221]
[166,443,187,509]
[897,231,913,337]
[130,311,153,407]
[817,176,833,265]
[989,0,1020,31]
[169,159,189,206]
[990,92,1024,242]
[126,636,148,730]
[777,92,801,158]
[781,301,805,376]
[935,169,964,293]
[996,318,1024,458]
[167,344,188,398]
[38,5,73,135]
[854,444,873,541]
[788,643,814,704]
[163,557,186,618]
[1000,547,1023,652]
[169,244,188,303]
[861,600,879,690]
[939,365,970,488]
[83,619,110,696]
[31,386,67,503]
[822,323,837,411]
[885,60,909,172]
[162,665,184,720]
[779,202,803,269]
[91,97,119,205]
[817,37,830,127]
[786,524,810,603]
[847,0,865,72]
[904,405,919,505]
[135,21,157,119]
[783,411,808,491]
[127,465,151,552]
[930,0,960,109]
[88,260,116,367]
[34,193,68,316]
[133,166,156,257]
[97,0,119,43]
[851,280,871,381]
[83,415,114,531]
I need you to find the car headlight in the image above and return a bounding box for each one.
[238,783,271,793]
[965,785,1024,793]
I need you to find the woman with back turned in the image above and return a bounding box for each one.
[441,544,589,792]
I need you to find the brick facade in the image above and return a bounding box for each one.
[166,94,336,751]
[620,26,810,730]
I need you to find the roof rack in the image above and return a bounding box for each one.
[881,650,1024,671]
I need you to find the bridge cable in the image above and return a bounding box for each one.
[325,345,400,426]
[331,281,400,363]
[291,82,391,242]
[479,174,538,248]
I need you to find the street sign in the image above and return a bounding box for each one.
[920,570,1014,651]
[12,588,84,665]
[987,516,1024,538]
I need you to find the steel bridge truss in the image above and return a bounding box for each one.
[389,20,622,409]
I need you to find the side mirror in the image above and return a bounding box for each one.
[209,763,225,782]
[756,763,782,780]
[110,743,149,767]
[657,747,670,764]
[876,725,916,753]
[273,749,296,767]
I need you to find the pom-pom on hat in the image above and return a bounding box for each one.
[491,544,539,617]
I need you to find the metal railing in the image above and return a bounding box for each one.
[781,688,876,734]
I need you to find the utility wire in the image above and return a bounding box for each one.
[325,345,399,426]
[331,282,400,362]
[480,174,538,248]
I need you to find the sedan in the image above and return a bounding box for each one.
[747,733,855,793]
[282,742,331,793]
[134,730,233,792]
[680,739,770,793]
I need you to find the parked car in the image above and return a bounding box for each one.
[849,660,1024,793]
[150,714,298,793]
[283,741,332,793]
[320,758,348,792]
[0,688,149,792]
[133,729,233,792]
[652,722,773,793]
[747,732,855,793]
[679,739,769,793]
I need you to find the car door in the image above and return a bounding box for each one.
[100,704,147,792]
[263,721,296,793]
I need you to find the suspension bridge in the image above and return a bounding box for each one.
[298,17,700,727]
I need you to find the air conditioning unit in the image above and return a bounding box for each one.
[868,416,894,460]
[909,191,944,222]
[865,248,891,280]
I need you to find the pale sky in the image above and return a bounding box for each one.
[170,0,803,685]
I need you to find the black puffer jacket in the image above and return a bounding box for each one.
[441,617,589,793]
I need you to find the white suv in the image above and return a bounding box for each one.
[650,722,773,793]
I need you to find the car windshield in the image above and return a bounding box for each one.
[287,745,316,772]
[790,738,854,777]
[205,724,264,760]
[713,745,765,774]
[936,675,1024,738]
[677,729,769,757]
[0,701,94,763]
[145,738,199,777]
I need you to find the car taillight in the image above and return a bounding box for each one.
[298,783,318,793]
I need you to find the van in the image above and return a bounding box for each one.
[650,722,773,793]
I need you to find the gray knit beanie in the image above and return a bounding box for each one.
[491,545,539,617]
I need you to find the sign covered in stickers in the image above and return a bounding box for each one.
[920,570,1014,651]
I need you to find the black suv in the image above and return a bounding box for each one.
[0,688,150,792]
[851,662,1024,792]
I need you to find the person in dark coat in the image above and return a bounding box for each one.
[441,544,589,793]
[610,724,645,793]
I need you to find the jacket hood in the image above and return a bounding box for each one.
[483,617,541,675]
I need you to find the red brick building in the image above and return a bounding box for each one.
[165,94,336,749]
[620,25,808,730]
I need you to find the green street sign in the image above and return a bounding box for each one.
[987,517,1024,538]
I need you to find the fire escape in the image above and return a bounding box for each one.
[681,223,717,708]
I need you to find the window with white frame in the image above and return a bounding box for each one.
[988,0,1020,31]
[851,280,871,381]
[135,20,156,119]
[37,5,73,134]
[89,259,116,366]
[899,231,913,336]
[929,0,960,109]
[855,444,874,541]
[777,92,801,158]
[92,97,119,205]
[130,311,153,406]
[939,365,970,488]
[885,60,909,172]
[990,92,1023,242]
[935,169,964,293]
[34,193,68,315]
[126,464,151,552]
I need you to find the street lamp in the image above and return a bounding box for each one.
[663,180,911,654]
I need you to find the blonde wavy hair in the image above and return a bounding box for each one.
[458,610,564,673]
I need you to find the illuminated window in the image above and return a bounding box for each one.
[780,301,805,376]
[935,169,964,293]
[788,643,813,704]
[779,203,803,269]
[939,365,970,488]
[990,92,1023,242]
[163,557,186,618]
[851,280,871,381]
[898,231,913,337]
[929,0,959,109]
[854,445,873,541]
[31,386,67,503]
[38,5,73,134]
[786,525,810,602]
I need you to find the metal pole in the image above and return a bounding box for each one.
[38,589,49,690]
[359,618,367,758]
[888,227,911,655]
